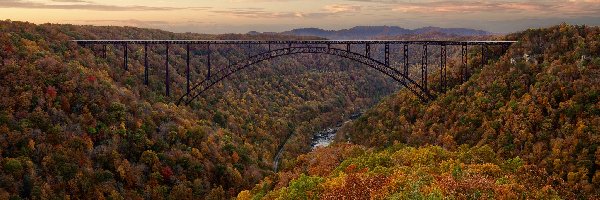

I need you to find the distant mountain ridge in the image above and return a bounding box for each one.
[252,26,490,39]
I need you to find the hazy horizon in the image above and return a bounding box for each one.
[1,0,599,34]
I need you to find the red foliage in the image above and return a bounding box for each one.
[232,152,240,163]
[358,167,369,173]
[46,86,57,99]
[3,44,14,53]
[344,164,357,173]
[161,166,173,180]
[321,173,389,199]
[86,75,96,82]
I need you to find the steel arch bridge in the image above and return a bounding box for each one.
[75,40,516,105]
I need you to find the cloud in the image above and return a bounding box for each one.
[210,4,361,19]
[50,0,90,2]
[390,1,550,13]
[0,0,211,11]
[348,0,600,15]
[74,19,172,26]
[211,8,304,18]
[323,4,362,13]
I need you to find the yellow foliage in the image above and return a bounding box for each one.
[465,163,502,177]
[236,190,252,200]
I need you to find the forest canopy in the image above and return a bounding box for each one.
[240,24,600,199]
[0,21,598,199]
[0,20,398,199]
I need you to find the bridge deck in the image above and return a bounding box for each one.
[74,40,517,45]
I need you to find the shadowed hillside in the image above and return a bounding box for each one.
[238,24,600,199]
[0,20,402,199]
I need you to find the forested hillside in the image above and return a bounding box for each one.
[0,20,401,199]
[239,144,559,199]
[3,20,597,199]
[239,24,600,199]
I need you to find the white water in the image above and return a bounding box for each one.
[274,112,362,171]
[310,117,357,150]
[311,127,339,149]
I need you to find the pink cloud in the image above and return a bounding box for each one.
[324,4,362,13]
[387,0,599,15]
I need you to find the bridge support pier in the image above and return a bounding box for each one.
[103,45,107,59]
[422,45,428,91]
[144,44,148,85]
[123,43,128,70]
[186,44,191,94]
[166,44,170,97]
[384,43,390,67]
[440,45,447,92]
[403,45,409,83]
[207,44,211,80]
[462,44,468,81]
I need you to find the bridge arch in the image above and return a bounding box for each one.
[177,46,431,105]
[74,40,517,105]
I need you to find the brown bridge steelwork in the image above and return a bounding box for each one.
[74,40,516,105]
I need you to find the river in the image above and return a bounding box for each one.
[273,112,362,171]
[310,112,361,149]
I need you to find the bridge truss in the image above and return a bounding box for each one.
[74,40,516,105]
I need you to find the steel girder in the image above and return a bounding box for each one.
[75,40,517,106]
[176,46,432,105]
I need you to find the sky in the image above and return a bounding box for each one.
[0,0,599,34]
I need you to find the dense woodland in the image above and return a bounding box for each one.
[240,24,600,199]
[0,20,401,199]
[0,20,598,199]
